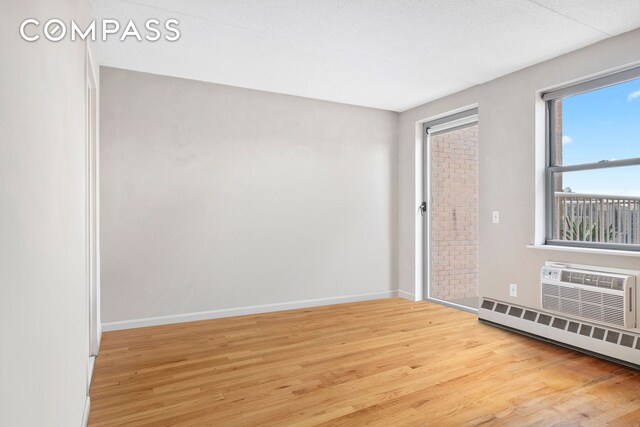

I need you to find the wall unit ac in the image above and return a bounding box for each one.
[541,264,636,329]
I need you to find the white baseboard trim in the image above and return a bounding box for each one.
[398,289,417,301]
[102,290,399,331]
[81,396,90,427]
[87,356,96,387]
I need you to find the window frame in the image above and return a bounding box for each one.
[544,67,640,251]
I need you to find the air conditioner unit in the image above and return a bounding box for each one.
[541,265,636,329]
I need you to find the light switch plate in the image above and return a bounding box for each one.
[492,211,500,224]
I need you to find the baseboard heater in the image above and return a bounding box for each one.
[478,262,640,369]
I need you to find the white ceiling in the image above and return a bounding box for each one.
[91,0,640,112]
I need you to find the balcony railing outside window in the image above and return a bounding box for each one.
[555,192,640,245]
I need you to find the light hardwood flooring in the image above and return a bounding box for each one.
[89,298,640,426]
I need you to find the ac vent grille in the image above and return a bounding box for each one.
[560,271,625,290]
[481,298,639,354]
[542,283,626,328]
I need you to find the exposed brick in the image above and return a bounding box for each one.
[430,125,479,301]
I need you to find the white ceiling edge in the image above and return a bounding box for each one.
[91,0,640,112]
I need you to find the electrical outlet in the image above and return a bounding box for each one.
[492,211,500,224]
[509,283,518,297]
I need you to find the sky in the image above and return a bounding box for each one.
[561,77,640,197]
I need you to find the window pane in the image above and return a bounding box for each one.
[552,166,640,245]
[552,77,640,166]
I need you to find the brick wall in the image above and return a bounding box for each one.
[430,125,479,301]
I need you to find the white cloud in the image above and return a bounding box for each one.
[562,135,572,145]
[627,90,640,101]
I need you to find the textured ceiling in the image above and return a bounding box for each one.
[91,0,640,111]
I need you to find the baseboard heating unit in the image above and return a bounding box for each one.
[478,262,640,369]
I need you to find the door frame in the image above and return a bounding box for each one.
[86,46,99,363]
[421,108,479,313]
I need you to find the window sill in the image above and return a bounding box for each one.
[526,244,640,258]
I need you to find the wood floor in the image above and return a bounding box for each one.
[89,298,640,426]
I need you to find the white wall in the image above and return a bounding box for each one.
[398,28,640,307]
[0,0,92,425]
[100,67,398,325]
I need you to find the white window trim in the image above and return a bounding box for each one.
[526,244,640,258]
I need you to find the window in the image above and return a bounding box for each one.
[544,67,640,250]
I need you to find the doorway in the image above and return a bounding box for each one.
[423,109,479,311]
